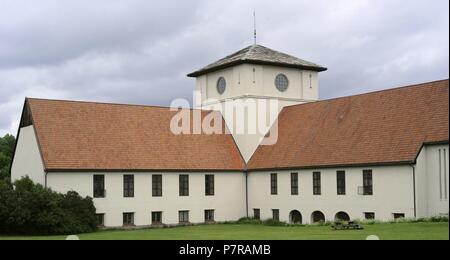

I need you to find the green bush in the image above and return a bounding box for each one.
[262,219,287,226]
[0,177,98,235]
[237,217,262,225]
[429,215,448,222]
[312,221,333,227]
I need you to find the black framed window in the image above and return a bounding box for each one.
[123,175,134,198]
[205,210,215,222]
[253,209,260,220]
[291,172,299,195]
[271,173,278,195]
[393,213,405,220]
[313,172,321,195]
[272,209,280,221]
[96,214,105,226]
[364,212,375,220]
[363,170,373,195]
[93,175,105,198]
[152,212,162,225]
[205,175,215,196]
[152,175,162,197]
[179,175,189,196]
[179,211,189,223]
[337,171,346,195]
[123,212,134,226]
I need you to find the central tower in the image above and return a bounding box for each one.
[188,44,327,162]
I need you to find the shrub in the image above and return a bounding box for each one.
[262,219,287,226]
[0,177,98,235]
[429,215,449,223]
[312,221,333,227]
[237,217,262,225]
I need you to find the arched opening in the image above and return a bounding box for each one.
[311,211,325,223]
[335,212,351,222]
[289,210,303,224]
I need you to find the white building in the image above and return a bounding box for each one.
[10,44,449,227]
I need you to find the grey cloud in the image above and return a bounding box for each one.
[0,0,448,135]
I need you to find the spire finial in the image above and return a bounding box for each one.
[253,9,257,45]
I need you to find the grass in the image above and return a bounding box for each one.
[0,222,448,240]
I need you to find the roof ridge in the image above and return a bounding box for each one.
[242,44,257,60]
[26,97,213,112]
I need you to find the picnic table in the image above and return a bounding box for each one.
[332,221,364,230]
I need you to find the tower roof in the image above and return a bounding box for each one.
[187,44,327,77]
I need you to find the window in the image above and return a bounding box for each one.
[313,172,321,195]
[275,74,289,92]
[179,211,189,223]
[438,149,448,200]
[123,212,134,226]
[152,175,162,197]
[253,209,260,220]
[393,213,405,220]
[205,210,215,223]
[93,175,105,198]
[363,170,373,195]
[271,173,278,195]
[179,175,189,196]
[123,175,134,198]
[152,212,162,225]
[272,209,280,221]
[96,214,105,226]
[291,172,299,195]
[364,212,375,220]
[337,171,346,195]
[217,77,226,94]
[205,175,215,196]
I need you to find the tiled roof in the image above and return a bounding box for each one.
[25,99,246,172]
[188,44,327,77]
[20,80,449,172]
[248,79,449,170]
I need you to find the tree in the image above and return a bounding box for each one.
[0,134,15,181]
[0,134,15,157]
[0,177,98,235]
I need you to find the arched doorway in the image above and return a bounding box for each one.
[311,211,325,223]
[335,212,351,222]
[289,210,303,224]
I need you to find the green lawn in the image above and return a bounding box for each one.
[0,222,448,240]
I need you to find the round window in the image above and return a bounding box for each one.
[275,74,289,92]
[217,77,226,95]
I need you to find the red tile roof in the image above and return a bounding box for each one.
[21,80,448,172]
[25,99,245,172]
[248,79,449,170]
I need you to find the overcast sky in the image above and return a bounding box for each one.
[0,0,448,136]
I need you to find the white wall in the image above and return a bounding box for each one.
[47,171,247,227]
[415,144,449,217]
[10,126,46,185]
[11,125,446,228]
[248,166,416,224]
[195,64,319,106]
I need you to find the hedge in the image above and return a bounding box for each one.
[0,177,98,235]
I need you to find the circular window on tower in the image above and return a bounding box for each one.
[217,77,226,95]
[275,74,289,92]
